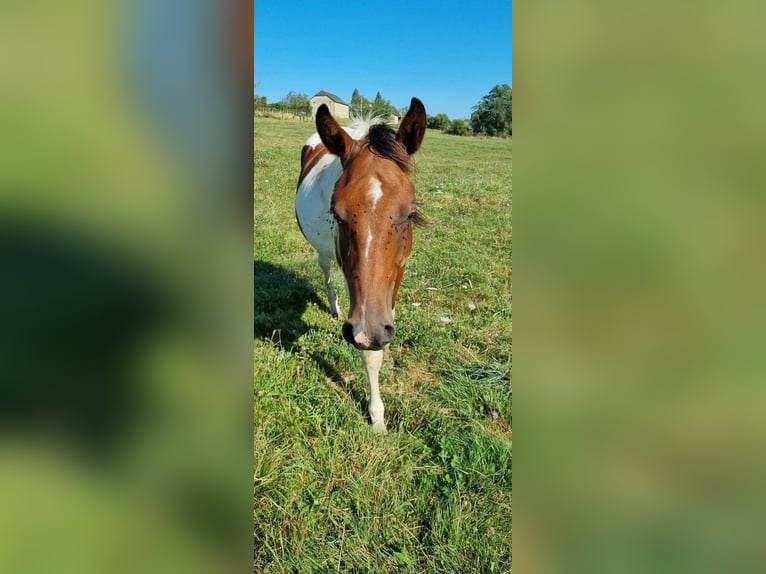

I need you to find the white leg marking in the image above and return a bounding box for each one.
[363,349,386,433]
[318,255,339,318]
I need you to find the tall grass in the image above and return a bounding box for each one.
[254,115,511,573]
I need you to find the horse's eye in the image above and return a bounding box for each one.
[407,211,417,222]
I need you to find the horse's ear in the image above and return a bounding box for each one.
[316,104,352,158]
[397,97,426,155]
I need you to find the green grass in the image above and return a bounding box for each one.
[254,115,511,573]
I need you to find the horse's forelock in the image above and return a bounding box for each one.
[367,123,411,173]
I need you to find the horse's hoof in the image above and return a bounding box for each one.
[372,422,387,434]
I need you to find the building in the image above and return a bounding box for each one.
[310,91,350,119]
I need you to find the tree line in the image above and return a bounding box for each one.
[349,89,398,119]
[254,84,511,137]
[253,88,400,121]
[253,91,312,120]
[427,84,512,137]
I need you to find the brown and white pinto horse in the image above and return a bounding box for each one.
[295,98,427,433]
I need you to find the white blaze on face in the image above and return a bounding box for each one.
[354,303,372,346]
[364,228,372,259]
[367,177,383,212]
[364,177,383,260]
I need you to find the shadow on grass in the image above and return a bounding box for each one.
[254,260,370,419]
[253,260,322,349]
[309,350,370,421]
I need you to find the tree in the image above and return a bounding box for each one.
[253,95,267,111]
[471,84,512,137]
[281,91,311,119]
[427,113,451,131]
[350,88,372,117]
[371,91,394,119]
[446,119,470,136]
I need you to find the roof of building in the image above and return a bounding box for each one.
[312,91,349,106]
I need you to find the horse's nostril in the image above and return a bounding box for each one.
[342,321,355,344]
[381,324,396,344]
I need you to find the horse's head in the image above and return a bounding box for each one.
[316,98,427,351]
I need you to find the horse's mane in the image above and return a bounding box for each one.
[367,123,411,173]
[344,115,411,173]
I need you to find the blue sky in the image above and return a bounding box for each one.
[254,1,512,120]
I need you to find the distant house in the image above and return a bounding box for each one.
[390,108,405,124]
[310,91,350,119]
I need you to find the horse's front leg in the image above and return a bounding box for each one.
[317,254,340,319]
[362,349,386,434]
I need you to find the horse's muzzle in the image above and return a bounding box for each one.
[342,321,395,350]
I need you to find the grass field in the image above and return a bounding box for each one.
[254,114,512,573]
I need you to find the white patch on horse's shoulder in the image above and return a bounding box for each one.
[305,133,322,147]
[301,152,336,188]
[367,177,383,212]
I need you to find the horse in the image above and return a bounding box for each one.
[295,98,428,433]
